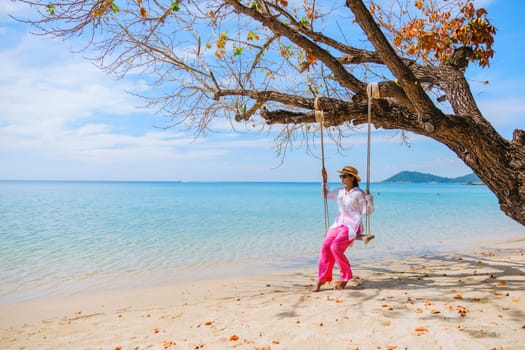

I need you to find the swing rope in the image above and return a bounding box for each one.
[315,85,378,238]
[315,96,330,234]
[365,82,380,238]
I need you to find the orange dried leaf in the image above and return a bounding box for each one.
[140,7,147,17]
[454,294,463,299]
[154,328,160,333]
[415,326,428,332]
[204,321,213,326]
[431,309,441,314]
[497,280,506,286]
[229,335,239,341]
[162,340,175,349]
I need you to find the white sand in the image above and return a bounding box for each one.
[1,238,524,350]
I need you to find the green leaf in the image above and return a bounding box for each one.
[171,1,180,12]
[247,32,258,41]
[233,46,244,57]
[111,2,120,14]
[251,1,262,11]
[299,16,310,26]
[45,5,56,16]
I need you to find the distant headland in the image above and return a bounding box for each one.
[382,171,483,184]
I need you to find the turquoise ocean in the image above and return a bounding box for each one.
[0,180,523,305]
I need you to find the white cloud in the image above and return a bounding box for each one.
[0,26,279,178]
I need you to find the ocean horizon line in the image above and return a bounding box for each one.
[0,179,375,184]
[0,179,480,185]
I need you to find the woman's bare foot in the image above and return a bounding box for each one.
[334,281,347,290]
[363,234,375,244]
[312,281,325,292]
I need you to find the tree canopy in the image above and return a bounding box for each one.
[15,0,525,225]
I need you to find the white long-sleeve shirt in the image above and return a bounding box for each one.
[324,185,375,238]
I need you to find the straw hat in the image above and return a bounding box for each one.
[336,166,361,182]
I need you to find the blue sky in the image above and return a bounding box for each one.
[0,0,523,182]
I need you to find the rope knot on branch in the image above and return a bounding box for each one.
[313,96,325,124]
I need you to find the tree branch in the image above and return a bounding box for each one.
[224,0,367,95]
[345,0,439,120]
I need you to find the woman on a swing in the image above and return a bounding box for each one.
[312,165,375,292]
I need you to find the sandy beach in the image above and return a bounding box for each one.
[1,238,524,350]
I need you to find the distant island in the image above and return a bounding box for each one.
[382,171,483,184]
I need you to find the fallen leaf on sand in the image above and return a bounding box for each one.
[162,340,175,349]
[229,335,239,341]
[386,346,397,350]
[204,321,213,326]
[454,294,463,299]
[497,280,507,286]
[415,326,428,333]
[431,309,441,314]
[457,306,469,317]
[272,340,280,344]
[154,328,160,333]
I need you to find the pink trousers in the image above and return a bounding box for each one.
[317,225,356,282]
